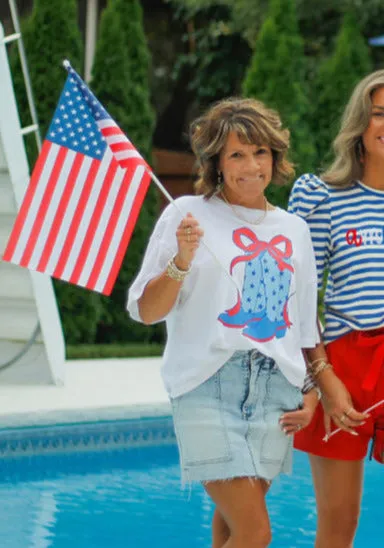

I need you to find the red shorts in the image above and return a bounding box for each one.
[294,328,384,463]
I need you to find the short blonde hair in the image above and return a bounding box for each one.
[189,97,294,198]
[322,70,384,186]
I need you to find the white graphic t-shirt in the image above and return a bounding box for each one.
[127,195,319,397]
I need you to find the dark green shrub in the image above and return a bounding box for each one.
[91,0,161,344]
[313,11,373,168]
[242,0,315,208]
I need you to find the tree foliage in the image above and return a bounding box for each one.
[168,3,251,108]
[313,11,373,167]
[242,0,315,207]
[10,0,83,166]
[91,0,160,344]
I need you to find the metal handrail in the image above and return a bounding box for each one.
[0,0,42,371]
[8,0,42,151]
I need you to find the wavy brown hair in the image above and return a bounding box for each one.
[189,97,294,198]
[322,70,384,186]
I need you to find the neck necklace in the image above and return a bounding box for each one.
[220,190,269,225]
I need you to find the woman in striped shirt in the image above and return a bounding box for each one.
[288,70,384,547]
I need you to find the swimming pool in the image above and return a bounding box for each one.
[0,417,381,547]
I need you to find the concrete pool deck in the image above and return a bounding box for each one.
[0,357,171,428]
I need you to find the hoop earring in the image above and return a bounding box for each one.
[215,171,224,194]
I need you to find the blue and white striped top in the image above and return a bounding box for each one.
[288,173,384,344]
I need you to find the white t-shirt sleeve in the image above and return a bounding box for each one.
[126,203,181,324]
[297,222,320,348]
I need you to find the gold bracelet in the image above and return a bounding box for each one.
[310,360,333,378]
[166,256,191,282]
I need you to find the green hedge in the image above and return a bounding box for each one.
[242,0,315,209]
[91,0,161,344]
[313,11,372,168]
[66,343,164,359]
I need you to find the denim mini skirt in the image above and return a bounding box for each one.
[171,350,303,485]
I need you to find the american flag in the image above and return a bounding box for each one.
[2,63,151,295]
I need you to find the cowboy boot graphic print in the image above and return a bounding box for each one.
[218,227,294,342]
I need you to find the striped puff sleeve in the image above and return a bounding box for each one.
[288,173,332,291]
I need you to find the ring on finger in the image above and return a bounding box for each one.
[296,424,302,431]
[339,414,346,424]
[344,407,353,418]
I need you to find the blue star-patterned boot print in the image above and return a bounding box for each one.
[218,255,265,327]
[218,227,294,342]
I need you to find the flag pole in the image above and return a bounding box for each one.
[149,171,240,290]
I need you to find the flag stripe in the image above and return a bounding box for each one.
[96,165,151,294]
[2,141,52,262]
[107,135,133,145]
[29,149,77,270]
[98,119,118,130]
[101,126,121,137]
[110,142,135,152]
[14,144,61,265]
[77,165,126,288]
[115,150,144,161]
[19,146,67,267]
[44,156,93,276]
[52,157,100,279]
[36,153,85,272]
[86,167,134,289]
[69,158,118,285]
[59,149,114,281]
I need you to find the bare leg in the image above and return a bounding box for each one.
[206,477,271,548]
[212,508,230,548]
[310,455,364,548]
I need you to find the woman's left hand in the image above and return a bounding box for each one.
[279,389,319,436]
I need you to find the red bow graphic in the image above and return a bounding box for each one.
[230,228,294,274]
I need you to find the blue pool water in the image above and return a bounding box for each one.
[0,419,382,548]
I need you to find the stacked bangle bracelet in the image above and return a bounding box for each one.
[309,358,333,378]
[166,256,191,282]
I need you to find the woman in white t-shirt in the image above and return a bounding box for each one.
[128,98,323,547]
